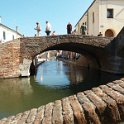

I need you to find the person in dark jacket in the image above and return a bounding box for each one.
[66,22,72,34]
[80,23,86,35]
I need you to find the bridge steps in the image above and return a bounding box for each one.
[1,79,124,124]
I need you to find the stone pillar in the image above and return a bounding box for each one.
[19,59,32,77]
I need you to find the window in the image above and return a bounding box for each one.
[92,12,95,23]
[3,31,6,40]
[12,35,14,40]
[107,9,114,18]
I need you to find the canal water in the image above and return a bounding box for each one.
[0,60,123,119]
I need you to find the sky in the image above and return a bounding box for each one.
[0,0,93,36]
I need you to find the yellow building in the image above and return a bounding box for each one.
[75,0,124,37]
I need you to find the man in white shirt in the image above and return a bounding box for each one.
[45,21,52,36]
[34,22,41,36]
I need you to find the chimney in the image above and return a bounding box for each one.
[16,26,18,32]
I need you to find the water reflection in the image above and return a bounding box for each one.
[36,60,123,89]
[0,78,33,118]
[36,60,70,87]
[0,60,123,119]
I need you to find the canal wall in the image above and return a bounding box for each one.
[0,39,21,78]
[1,79,124,124]
[72,55,99,69]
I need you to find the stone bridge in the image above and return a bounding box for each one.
[0,27,124,78]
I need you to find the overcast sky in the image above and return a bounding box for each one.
[0,0,93,36]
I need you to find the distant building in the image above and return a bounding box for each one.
[0,23,22,43]
[75,0,124,37]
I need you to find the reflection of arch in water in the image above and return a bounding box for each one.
[105,29,115,37]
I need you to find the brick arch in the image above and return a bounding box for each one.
[28,42,103,76]
[29,52,101,77]
[20,36,111,61]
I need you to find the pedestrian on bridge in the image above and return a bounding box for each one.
[98,32,103,36]
[66,22,72,34]
[51,31,56,36]
[45,21,52,36]
[34,22,41,36]
[80,23,86,35]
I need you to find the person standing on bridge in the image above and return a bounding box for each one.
[98,32,103,36]
[51,31,56,36]
[34,22,41,36]
[45,21,52,36]
[66,22,72,34]
[80,23,86,35]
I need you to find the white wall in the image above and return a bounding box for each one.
[87,0,99,36]
[0,25,22,43]
[75,13,88,34]
[99,0,124,36]
[75,0,124,37]
[75,0,100,36]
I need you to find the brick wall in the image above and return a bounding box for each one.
[0,39,20,78]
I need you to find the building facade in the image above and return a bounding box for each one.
[0,23,22,43]
[75,0,124,37]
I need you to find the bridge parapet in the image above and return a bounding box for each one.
[21,35,112,49]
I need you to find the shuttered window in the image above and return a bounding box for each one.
[107,9,114,18]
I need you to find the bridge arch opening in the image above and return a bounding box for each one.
[29,51,58,76]
[105,29,115,37]
[20,39,103,77]
[30,61,36,76]
[29,48,101,76]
